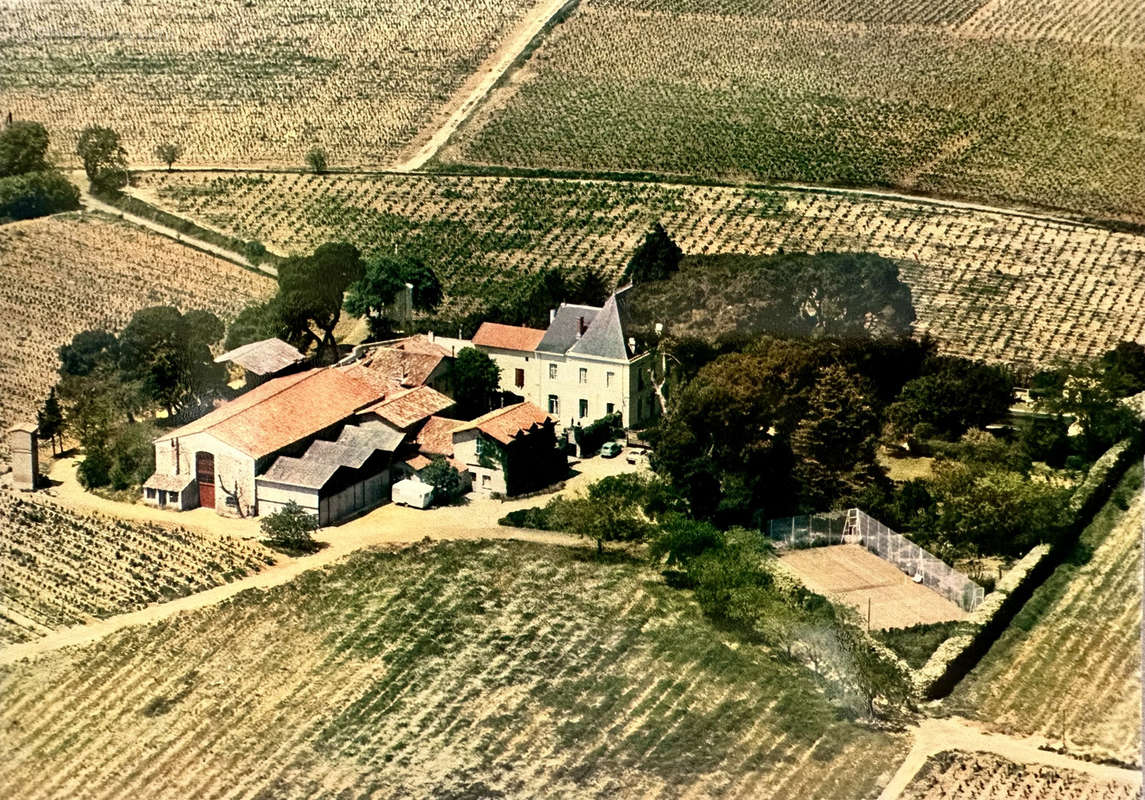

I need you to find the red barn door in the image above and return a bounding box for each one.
[196,452,215,509]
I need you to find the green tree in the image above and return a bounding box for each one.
[791,365,881,509]
[344,253,442,336]
[452,347,501,417]
[260,501,320,553]
[305,147,328,174]
[622,222,683,284]
[153,141,182,172]
[76,125,128,189]
[224,299,288,351]
[785,253,915,339]
[37,387,65,454]
[420,457,466,505]
[648,513,724,567]
[568,266,610,307]
[1097,341,1145,398]
[834,610,913,719]
[117,306,226,417]
[277,242,364,360]
[0,120,50,177]
[59,329,118,377]
[888,357,1013,440]
[0,170,81,221]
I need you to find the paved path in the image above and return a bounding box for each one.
[878,716,1142,799]
[0,453,641,668]
[391,0,577,171]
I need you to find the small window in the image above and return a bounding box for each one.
[145,488,156,499]
[579,399,588,419]
[481,474,491,488]
[515,368,525,388]
[579,367,588,384]
[606,371,614,387]
[548,395,560,415]
[549,363,558,379]
[606,402,615,415]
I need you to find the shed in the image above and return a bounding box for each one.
[215,338,305,385]
[392,478,434,509]
[142,473,196,511]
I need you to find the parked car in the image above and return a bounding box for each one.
[626,448,648,466]
[600,441,623,458]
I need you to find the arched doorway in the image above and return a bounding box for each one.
[196,452,215,509]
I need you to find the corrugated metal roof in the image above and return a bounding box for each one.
[258,424,398,490]
[214,338,305,376]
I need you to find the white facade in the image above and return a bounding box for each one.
[535,351,654,429]
[483,345,542,406]
[453,429,508,495]
[154,431,259,518]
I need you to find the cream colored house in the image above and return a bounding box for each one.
[471,287,658,430]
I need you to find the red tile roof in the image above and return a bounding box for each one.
[453,402,554,446]
[158,368,383,458]
[343,347,445,392]
[472,322,546,352]
[415,416,462,457]
[360,385,454,430]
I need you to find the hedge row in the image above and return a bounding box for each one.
[914,436,1140,699]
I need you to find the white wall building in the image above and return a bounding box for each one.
[472,287,657,430]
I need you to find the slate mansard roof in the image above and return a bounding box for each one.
[536,287,639,361]
[259,424,403,490]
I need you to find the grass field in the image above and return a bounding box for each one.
[133,171,1145,367]
[442,0,1145,223]
[779,545,968,631]
[0,491,274,646]
[943,464,1143,767]
[0,0,542,168]
[0,212,273,457]
[0,540,908,799]
[903,751,1139,800]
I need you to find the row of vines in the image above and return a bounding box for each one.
[136,171,1145,368]
[0,213,273,458]
[0,491,274,645]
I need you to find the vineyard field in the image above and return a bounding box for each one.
[0,213,273,458]
[943,465,1144,767]
[134,171,1145,368]
[0,0,542,168]
[903,751,1139,800]
[442,0,1145,223]
[0,540,907,799]
[0,491,274,645]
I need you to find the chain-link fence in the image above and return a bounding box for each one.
[767,508,984,612]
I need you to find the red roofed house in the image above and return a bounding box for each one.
[471,322,546,399]
[399,415,472,491]
[451,402,567,496]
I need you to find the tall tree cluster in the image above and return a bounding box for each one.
[0,120,80,222]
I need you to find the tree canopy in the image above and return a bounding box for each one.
[887,357,1013,440]
[452,347,501,418]
[76,126,128,190]
[344,253,443,338]
[276,241,364,359]
[0,121,50,177]
[622,222,682,284]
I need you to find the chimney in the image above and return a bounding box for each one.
[549,308,556,324]
[428,331,435,343]
[577,316,586,338]
[628,336,636,353]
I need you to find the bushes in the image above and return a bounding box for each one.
[260,501,320,554]
[573,411,621,456]
[420,457,466,506]
[0,170,81,221]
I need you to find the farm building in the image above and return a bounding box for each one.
[214,337,305,387]
[144,340,455,521]
[452,402,566,496]
[340,333,457,396]
[399,415,472,490]
[471,287,658,430]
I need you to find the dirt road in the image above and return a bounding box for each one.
[878,716,1142,799]
[391,0,577,171]
[0,454,640,667]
